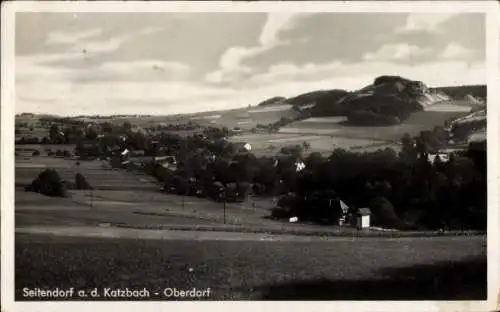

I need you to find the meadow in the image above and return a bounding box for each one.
[15,233,486,300]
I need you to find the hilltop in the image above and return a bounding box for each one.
[281,76,460,126]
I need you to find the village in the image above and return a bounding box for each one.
[15,102,487,231]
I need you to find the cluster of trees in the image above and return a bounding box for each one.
[347,109,401,126]
[450,119,486,143]
[399,127,450,158]
[146,121,201,132]
[25,169,68,197]
[26,169,93,197]
[308,90,351,117]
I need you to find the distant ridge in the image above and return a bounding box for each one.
[257,96,287,107]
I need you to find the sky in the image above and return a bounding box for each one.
[15,12,486,116]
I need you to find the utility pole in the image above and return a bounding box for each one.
[182,189,185,211]
[223,197,227,225]
[90,188,94,208]
[221,186,227,225]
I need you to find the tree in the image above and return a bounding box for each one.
[122,121,132,132]
[49,124,60,143]
[25,169,67,197]
[400,132,417,161]
[302,141,311,151]
[75,173,92,190]
[368,197,407,229]
[102,122,114,134]
[86,126,99,140]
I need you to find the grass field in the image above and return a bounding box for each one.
[15,233,486,300]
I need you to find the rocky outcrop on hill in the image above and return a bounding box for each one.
[299,75,452,126]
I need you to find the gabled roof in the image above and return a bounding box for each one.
[357,208,371,215]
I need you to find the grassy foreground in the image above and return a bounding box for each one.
[15,233,486,301]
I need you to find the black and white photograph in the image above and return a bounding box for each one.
[2,1,499,311]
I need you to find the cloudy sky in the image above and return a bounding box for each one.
[16,12,485,116]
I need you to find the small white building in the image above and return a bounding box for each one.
[428,153,450,163]
[357,208,371,230]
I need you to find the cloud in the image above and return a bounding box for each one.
[440,42,474,60]
[248,61,343,85]
[69,34,133,55]
[205,13,310,84]
[363,44,433,62]
[96,60,192,81]
[45,28,103,45]
[16,54,89,83]
[17,53,192,84]
[247,59,485,92]
[17,57,484,116]
[396,13,459,34]
[16,80,239,116]
[44,26,164,60]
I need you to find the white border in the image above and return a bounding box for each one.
[2,2,499,312]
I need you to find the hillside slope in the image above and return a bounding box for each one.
[283,76,459,126]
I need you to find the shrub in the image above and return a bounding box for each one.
[271,207,291,220]
[25,169,67,197]
[75,173,92,190]
[368,197,409,229]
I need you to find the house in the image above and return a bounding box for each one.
[301,192,350,225]
[294,159,306,172]
[76,140,101,157]
[155,155,178,171]
[233,142,252,153]
[427,153,450,163]
[357,208,372,229]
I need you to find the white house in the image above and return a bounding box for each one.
[428,153,450,163]
[294,160,306,172]
[357,208,371,229]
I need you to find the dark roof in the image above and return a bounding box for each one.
[357,208,371,215]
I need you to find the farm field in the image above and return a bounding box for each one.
[280,109,472,141]
[16,144,76,153]
[16,185,297,230]
[15,156,159,190]
[15,233,486,300]
[70,104,297,132]
[186,104,297,130]
[228,131,399,156]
